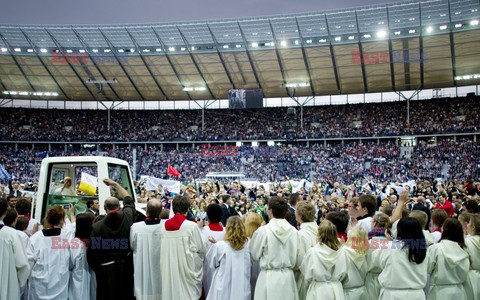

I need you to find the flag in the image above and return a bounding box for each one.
[0,164,12,180]
[78,172,98,195]
[167,164,181,177]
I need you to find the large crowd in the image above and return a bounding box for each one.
[1,169,479,300]
[1,139,479,184]
[0,96,478,142]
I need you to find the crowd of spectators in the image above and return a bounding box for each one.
[1,139,479,185]
[0,96,478,142]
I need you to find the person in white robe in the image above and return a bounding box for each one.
[28,205,74,300]
[464,214,480,300]
[69,213,96,300]
[250,196,301,300]
[294,202,318,300]
[245,212,264,300]
[201,203,226,297]
[130,199,164,300]
[160,195,206,300]
[340,226,368,300]
[0,199,30,300]
[206,216,251,300]
[300,220,347,300]
[371,217,429,300]
[427,218,469,300]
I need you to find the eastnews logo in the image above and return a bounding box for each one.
[201,144,239,157]
[351,51,428,64]
[51,237,129,249]
[51,51,129,64]
[352,238,428,250]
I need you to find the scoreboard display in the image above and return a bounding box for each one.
[228,89,263,109]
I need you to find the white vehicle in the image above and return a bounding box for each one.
[33,156,146,222]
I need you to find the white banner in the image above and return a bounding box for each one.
[145,176,181,194]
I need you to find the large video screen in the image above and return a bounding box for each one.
[228,89,264,109]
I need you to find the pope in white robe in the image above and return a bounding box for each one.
[463,235,480,300]
[295,221,317,300]
[69,238,96,300]
[130,217,164,300]
[427,239,469,300]
[27,227,74,300]
[250,218,300,300]
[371,240,429,300]
[205,240,251,300]
[160,213,206,300]
[339,245,368,300]
[0,221,30,300]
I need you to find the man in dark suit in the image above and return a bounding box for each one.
[286,193,301,229]
[86,199,100,217]
[8,180,22,198]
[87,179,135,300]
[220,194,238,226]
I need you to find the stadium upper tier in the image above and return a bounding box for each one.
[0,96,478,142]
[0,0,479,101]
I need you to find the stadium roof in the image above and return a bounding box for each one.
[0,0,479,102]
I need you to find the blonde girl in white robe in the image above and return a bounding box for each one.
[427,218,469,300]
[371,217,429,300]
[206,216,251,300]
[294,202,318,300]
[340,226,368,300]
[464,214,480,300]
[300,220,347,300]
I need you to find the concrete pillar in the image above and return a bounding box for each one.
[377,138,380,145]
[176,143,179,150]
[144,144,147,151]
[48,143,51,151]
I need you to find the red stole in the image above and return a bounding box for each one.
[165,214,187,231]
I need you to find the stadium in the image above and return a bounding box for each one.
[0,0,479,299]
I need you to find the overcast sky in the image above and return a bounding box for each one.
[0,0,394,25]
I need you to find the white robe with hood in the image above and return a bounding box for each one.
[300,243,347,300]
[365,238,391,300]
[464,235,480,300]
[250,218,300,300]
[339,246,368,300]
[295,222,318,300]
[371,240,428,300]
[427,239,469,300]
[0,223,30,300]
[202,225,225,297]
[205,240,251,300]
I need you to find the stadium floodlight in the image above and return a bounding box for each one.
[27,49,34,53]
[439,25,448,30]
[409,29,416,34]
[130,49,135,53]
[180,47,186,51]
[52,92,59,96]
[319,39,327,43]
[104,49,111,53]
[92,49,99,53]
[394,31,401,35]
[33,92,43,96]
[142,49,150,52]
[235,44,242,48]
[1,48,7,52]
[426,27,433,33]
[306,39,312,44]
[118,49,124,53]
[348,36,355,40]
[251,42,258,47]
[223,45,229,49]
[14,48,21,52]
[44,92,52,96]
[191,46,195,51]
[294,40,299,45]
[280,40,287,47]
[19,91,28,95]
[285,82,310,88]
[40,48,48,53]
[2,91,9,95]
[267,141,275,146]
[363,34,371,38]
[79,49,85,53]
[168,47,175,51]
[156,48,162,52]
[455,74,480,80]
[376,30,387,38]
[455,23,462,28]
[66,49,73,53]
[471,20,479,26]
[194,87,206,91]
[334,36,342,41]
[10,91,17,95]
[183,87,194,91]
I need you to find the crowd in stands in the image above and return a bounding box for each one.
[0,97,478,142]
[1,139,480,185]
[1,166,479,300]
